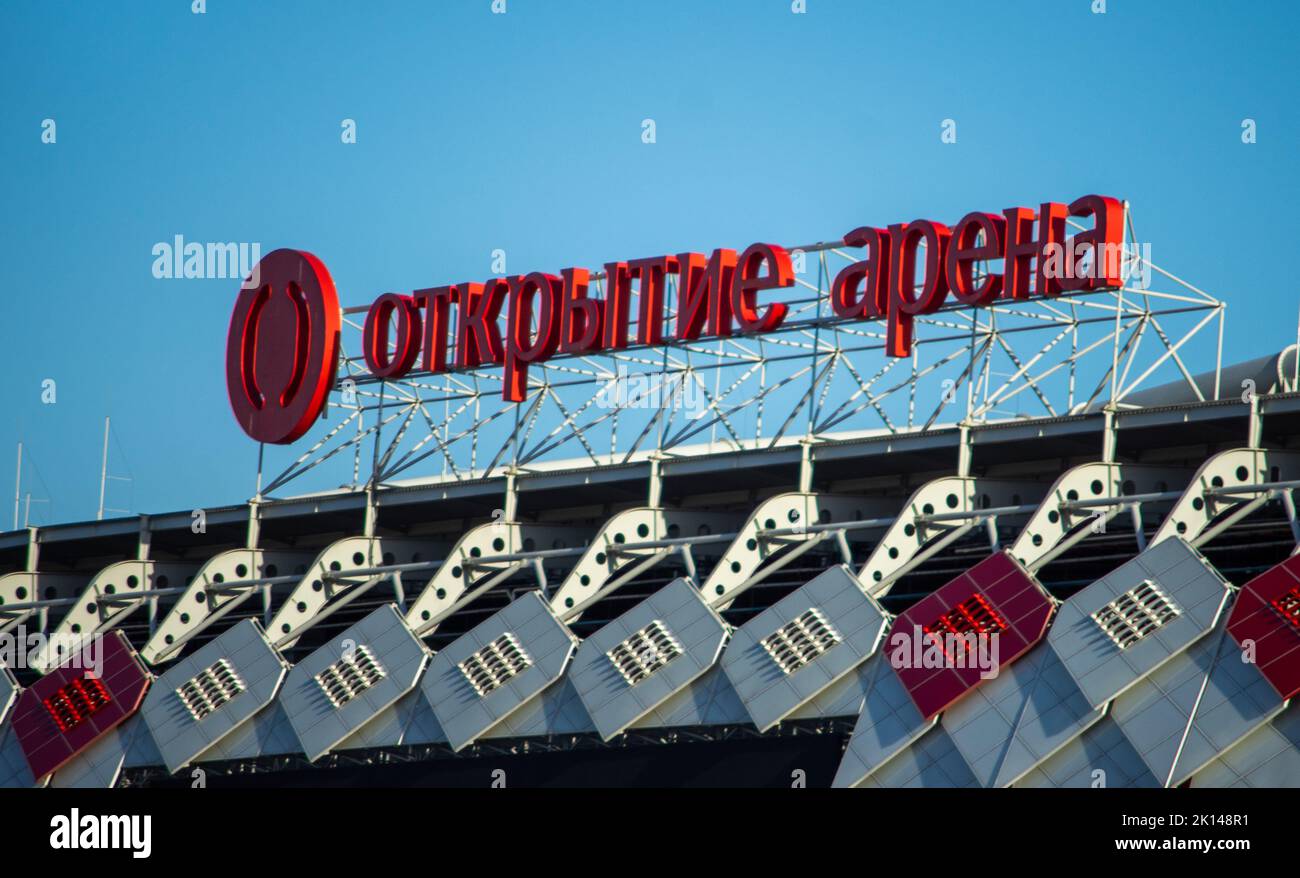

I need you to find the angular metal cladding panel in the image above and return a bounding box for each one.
[12,630,151,782]
[859,726,979,788]
[423,591,579,751]
[194,699,301,763]
[0,722,42,788]
[567,578,729,741]
[887,551,1053,719]
[1109,620,1285,788]
[943,639,1105,788]
[480,676,596,740]
[1014,716,1160,788]
[142,619,288,773]
[1048,538,1231,711]
[720,565,887,732]
[0,663,16,726]
[340,686,448,750]
[280,604,430,762]
[1227,554,1300,699]
[49,714,152,788]
[832,654,937,788]
[1192,701,1300,787]
[630,665,749,730]
[788,660,877,720]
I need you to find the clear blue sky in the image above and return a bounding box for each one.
[1,0,1296,526]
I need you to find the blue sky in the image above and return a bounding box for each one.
[1,0,1297,526]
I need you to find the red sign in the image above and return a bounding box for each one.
[12,631,151,782]
[227,196,1122,443]
[226,248,341,444]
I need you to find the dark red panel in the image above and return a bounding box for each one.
[888,551,1054,718]
[1227,555,1300,700]
[11,630,151,781]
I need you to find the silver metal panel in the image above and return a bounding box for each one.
[789,661,875,720]
[0,664,16,726]
[481,676,596,739]
[1014,717,1160,788]
[195,699,301,763]
[630,665,750,729]
[1048,538,1230,710]
[338,687,447,750]
[399,690,450,745]
[1110,623,1285,787]
[720,565,886,731]
[1192,702,1300,787]
[944,641,1105,788]
[49,715,151,789]
[142,619,288,773]
[568,578,729,741]
[122,715,163,769]
[424,592,579,751]
[280,604,430,761]
[860,726,979,788]
[832,654,937,788]
[0,721,42,788]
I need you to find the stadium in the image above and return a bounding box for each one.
[4,192,1300,791]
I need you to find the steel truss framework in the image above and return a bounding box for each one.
[259,204,1226,498]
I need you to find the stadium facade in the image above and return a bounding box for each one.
[4,195,1300,788]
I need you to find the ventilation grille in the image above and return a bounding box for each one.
[1271,585,1300,632]
[44,677,112,733]
[761,608,842,674]
[177,659,246,721]
[608,620,682,686]
[458,633,533,697]
[1092,580,1181,649]
[314,645,386,709]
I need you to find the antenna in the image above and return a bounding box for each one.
[13,442,52,527]
[97,416,134,521]
[12,441,20,530]
[98,417,109,520]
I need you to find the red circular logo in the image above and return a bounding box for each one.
[226,249,341,444]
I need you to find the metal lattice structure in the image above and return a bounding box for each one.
[260,204,1226,498]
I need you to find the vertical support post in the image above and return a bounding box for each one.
[1248,392,1263,449]
[503,470,518,523]
[246,499,261,550]
[363,488,378,538]
[137,514,152,562]
[648,456,664,508]
[1102,407,1118,464]
[957,424,973,478]
[798,440,814,493]
[25,526,39,572]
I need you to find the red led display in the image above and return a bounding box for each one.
[1271,586,1300,631]
[42,677,112,732]
[11,630,151,781]
[924,593,1008,660]
[1228,556,1300,700]
[888,552,1054,719]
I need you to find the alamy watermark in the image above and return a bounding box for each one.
[151,236,261,285]
[0,626,105,677]
[595,365,709,419]
[888,625,1001,680]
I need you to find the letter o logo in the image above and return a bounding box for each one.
[226,249,341,444]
